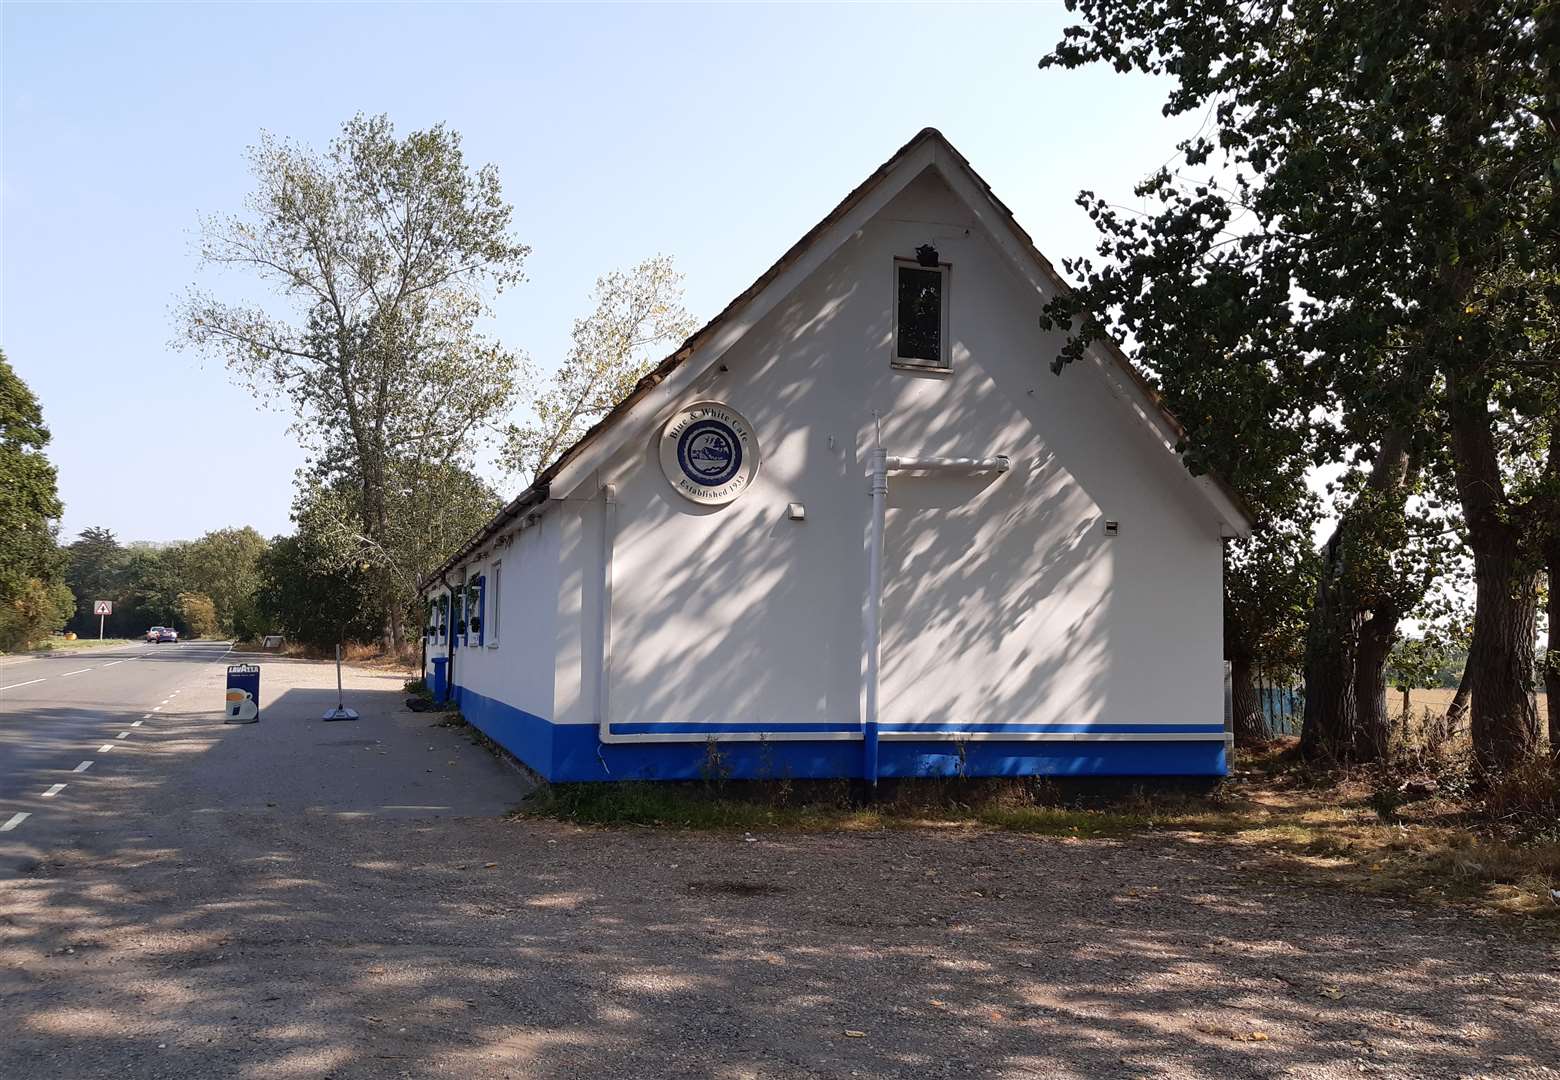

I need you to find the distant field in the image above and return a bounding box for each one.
[1400,687,1549,723]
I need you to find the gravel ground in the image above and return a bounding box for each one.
[2,661,1557,1079]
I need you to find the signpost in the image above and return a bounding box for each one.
[224,664,260,724]
[92,600,112,640]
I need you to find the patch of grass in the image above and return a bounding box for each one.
[519,776,1232,837]
[3,637,137,655]
[516,758,1560,926]
[520,781,860,830]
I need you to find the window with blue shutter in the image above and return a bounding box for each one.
[474,575,487,647]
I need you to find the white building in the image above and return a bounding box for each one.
[420,129,1252,784]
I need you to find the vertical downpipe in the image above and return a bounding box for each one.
[595,485,618,749]
[863,448,889,786]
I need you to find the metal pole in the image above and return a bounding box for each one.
[99,613,104,641]
[336,643,344,709]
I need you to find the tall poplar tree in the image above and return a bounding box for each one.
[179,114,530,648]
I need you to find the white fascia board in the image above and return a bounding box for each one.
[929,144,1252,540]
[547,140,941,501]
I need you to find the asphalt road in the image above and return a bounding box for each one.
[0,640,235,874]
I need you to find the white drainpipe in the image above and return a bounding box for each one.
[863,451,1010,785]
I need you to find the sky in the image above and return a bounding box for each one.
[2,2,1202,545]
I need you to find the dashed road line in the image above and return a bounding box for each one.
[73,760,94,773]
[42,783,66,798]
[1,812,29,832]
[115,732,130,740]
[151,707,161,712]
[0,679,45,690]
[131,720,143,727]
[59,668,93,677]
[98,744,114,753]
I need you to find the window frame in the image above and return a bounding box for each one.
[488,561,501,647]
[464,570,483,649]
[891,257,952,371]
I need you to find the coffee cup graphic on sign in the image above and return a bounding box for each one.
[225,688,258,722]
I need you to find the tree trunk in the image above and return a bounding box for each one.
[1464,541,1541,770]
[1353,603,1398,762]
[1301,430,1411,763]
[1445,667,1472,729]
[1301,552,1359,762]
[1547,545,1559,758]
[1447,374,1541,771]
[1230,657,1266,747]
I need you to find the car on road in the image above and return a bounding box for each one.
[145,626,179,643]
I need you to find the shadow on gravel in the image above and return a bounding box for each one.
[4,818,1559,1078]
[0,684,1555,1079]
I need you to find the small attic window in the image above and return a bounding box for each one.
[894,257,949,370]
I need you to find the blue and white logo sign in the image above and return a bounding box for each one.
[659,401,760,505]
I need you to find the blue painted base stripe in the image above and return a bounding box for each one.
[450,685,1227,783]
[611,722,1224,735]
[882,723,1227,734]
[610,721,860,734]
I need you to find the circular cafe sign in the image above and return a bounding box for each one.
[659,401,760,505]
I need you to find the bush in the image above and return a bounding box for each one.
[177,592,220,638]
[0,577,74,651]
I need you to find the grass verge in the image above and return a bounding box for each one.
[516,746,1560,925]
[3,637,137,655]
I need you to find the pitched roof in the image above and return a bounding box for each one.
[424,128,1253,587]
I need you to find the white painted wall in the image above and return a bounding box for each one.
[432,513,560,723]
[538,165,1226,739]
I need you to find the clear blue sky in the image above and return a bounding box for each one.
[3,2,1193,545]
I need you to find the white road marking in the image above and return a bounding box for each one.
[103,659,129,667]
[1,812,29,832]
[115,732,130,740]
[60,668,93,677]
[0,678,46,691]
[151,707,161,712]
[73,760,93,773]
[98,744,114,753]
[131,720,143,727]
[42,783,66,798]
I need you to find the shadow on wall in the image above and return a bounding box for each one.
[597,209,1164,761]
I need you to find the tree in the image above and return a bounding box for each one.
[64,527,128,636]
[289,457,501,641]
[1039,0,1554,768]
[177,592,220,639]
[178,114,531,649]
[504,255,696,481]
[181,526,268,635]
[1226,511,1319,746]
[255,533,380,649]
[0,351,72,649]
[121,545,190,632]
